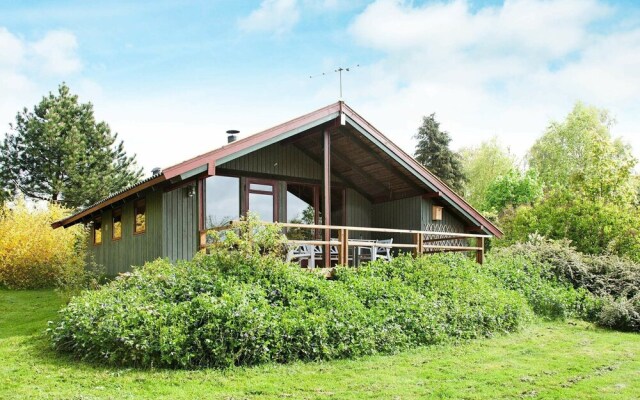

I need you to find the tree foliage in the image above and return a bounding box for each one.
[0,83,142,209]
[529,102,637,205]
[500,189,640,262]
[413,113,466,193]
[497,102,639,261]
[484,169,543,213]
[460,137,516,210]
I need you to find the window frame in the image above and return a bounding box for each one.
[244,178,279,222]
[112,208,123,241]
[134,198,147,235]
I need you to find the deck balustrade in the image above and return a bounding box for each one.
[200,221,490,266]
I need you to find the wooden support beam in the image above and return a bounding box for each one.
[292,143,374,203]
[331,146,389,190]
[422,192,441,199]
[323,129,331,269]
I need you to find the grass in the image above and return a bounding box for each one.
[1,289,639,400]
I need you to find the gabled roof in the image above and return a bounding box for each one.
[53,101,502,237]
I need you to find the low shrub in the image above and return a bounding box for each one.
[491,237,640,331]
[0,199,87,289]
[48,240,531,369]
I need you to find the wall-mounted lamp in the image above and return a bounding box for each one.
[432,205,443,221]
[185,185,196,198]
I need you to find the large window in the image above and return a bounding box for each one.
[205,176,240,228]
[134,199,146,234]
[287,183,316,224]
[286,183,318,240]
[112,208,122,240]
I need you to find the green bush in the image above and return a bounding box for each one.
[48,250,531,369]
[491,238,640,331]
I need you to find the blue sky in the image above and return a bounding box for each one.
[1,0,639,173]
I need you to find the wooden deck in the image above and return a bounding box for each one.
[200,221,490,266]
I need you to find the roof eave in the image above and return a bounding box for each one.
[51,174,167,229]
[341,103,503,238]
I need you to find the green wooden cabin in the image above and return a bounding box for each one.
[53,102,502,275]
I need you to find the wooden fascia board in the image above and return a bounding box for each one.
[51,175,166,229]
[216,112,340,166]
[176,164,208,182]
[343,111,503,238]
[162,104,342,180]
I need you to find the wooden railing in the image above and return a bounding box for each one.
[200,221,491,266]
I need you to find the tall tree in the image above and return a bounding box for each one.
[529,102,637,204]
[500,103,640,260]
[459,137,516,210]
[413,113,466,193]
[0,175,9,205]
[0,83,142,209]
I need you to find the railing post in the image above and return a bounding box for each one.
[413,232,423,257]
[476,236,484,264]
[199,230,207,250]
[338,228,348,266]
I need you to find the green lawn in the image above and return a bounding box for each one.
[1,290,639,400]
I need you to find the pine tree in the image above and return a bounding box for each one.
[413,113,466,193]
[0,83,143,209]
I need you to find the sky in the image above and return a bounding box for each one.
[1,0,639,174]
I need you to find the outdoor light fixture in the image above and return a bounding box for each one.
[432,205,443,221]
[185,185,196,198]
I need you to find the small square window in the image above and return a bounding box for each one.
[112,208,122,240]
[93,220,102,245]
[134,199,146,234]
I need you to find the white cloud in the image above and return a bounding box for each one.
[238,0,301,35]
[345,0,640,162]
[0,28,26,68]
[0,27,86,139]
[30,30,82,75]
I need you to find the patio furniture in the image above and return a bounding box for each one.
[286,244,313,266]
[358,238,393,262]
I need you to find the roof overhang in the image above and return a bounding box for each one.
[51,175,166,229]
[52,101,502,238]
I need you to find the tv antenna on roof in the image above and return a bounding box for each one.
[310,64,360,100]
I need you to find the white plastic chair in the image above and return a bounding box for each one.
[374,238,393,261]
[286,244,312,266]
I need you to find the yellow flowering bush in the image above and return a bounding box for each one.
[0,199,86,289]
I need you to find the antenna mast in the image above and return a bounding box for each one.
[310,64,360,100]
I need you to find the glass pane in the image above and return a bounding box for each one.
[205,176,240,228]
[287,184,316,240]
[112,211,122,240]
[134,202,146,233]
[287,184,315,224]
[94,222,102,245]
[249,192,274,221]
[249,183,273,192]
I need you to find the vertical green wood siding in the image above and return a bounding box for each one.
[162,184,199,262]
[372,196,422,245]
[420,198,465,233]
[219,143,324,180]
[345,188,372,239]
[87,189,163,276]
